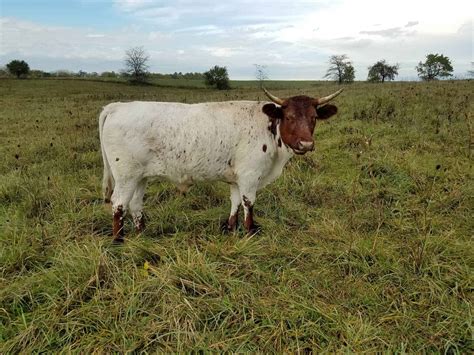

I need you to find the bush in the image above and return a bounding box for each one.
[204,65,230,90]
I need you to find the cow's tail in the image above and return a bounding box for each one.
[99,106,114,203]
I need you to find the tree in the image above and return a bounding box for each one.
[6,60,30,79]
[367,60,399,83]
[324,55,355,84]
[416,53,453,81]
[124,46,150,83]
[204,65,230,90]
[254,64,268,88]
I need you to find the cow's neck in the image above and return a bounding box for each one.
[276,123,294,160]
[260,123,293,187]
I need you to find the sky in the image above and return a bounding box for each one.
[0,0,472,80]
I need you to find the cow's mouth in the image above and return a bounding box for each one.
[292,148,307,155]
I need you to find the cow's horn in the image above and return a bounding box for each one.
[263,87,285,106]
[314,88,344,105]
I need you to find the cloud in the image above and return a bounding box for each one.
[360,27,413,38]
[405,21,419,27]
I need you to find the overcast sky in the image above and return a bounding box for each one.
[0,0,472,80]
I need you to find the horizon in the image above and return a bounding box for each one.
[1,0,472,80]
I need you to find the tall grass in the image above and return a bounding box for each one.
[0,78,472,352]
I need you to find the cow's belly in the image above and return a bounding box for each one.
[142,149,237,185]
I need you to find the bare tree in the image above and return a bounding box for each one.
[124,46,150,84]
[254,64,268,87]
[324,54,355,84]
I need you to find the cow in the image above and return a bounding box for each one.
[99,88,342,242]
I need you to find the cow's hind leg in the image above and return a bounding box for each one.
[111,179,139,242]
[222,184,241,233]
[129,178,147,234]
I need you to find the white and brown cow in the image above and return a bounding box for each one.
[99,88,342,241]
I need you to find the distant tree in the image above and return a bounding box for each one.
[254,64,268,87]
[204,65,230,90]
[29,70,45,78]
[124,46,150,84]
[467,62,474,79]
[416,53,453,81]
[367,60,399,83]
[0,67,11,77]
[54,70,75,77]
[6,59,30,79]
[324,55,355,84]
[101,71,118,78]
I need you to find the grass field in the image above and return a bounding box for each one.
[0,78,473,352]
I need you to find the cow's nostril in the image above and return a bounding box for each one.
[298,141,314,151]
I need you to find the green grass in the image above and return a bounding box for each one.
[0,78,473,352]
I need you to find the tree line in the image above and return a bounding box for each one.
[323,53,455,83]
[1,47,463,90]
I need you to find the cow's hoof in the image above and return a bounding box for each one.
[247,223,261,236]
[221,220,237,234]
[112,237,125,244]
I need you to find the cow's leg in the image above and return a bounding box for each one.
[222,184,241,233]
[238,182,260,235]
[110,180,138,242]
[129,178,147,234]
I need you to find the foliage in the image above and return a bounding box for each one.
[367,60,399,83]
[416,53,453,81]
[124,46,150,84]
[204,65,230,90]
[0,79,472,352]
[324,55,355,84]
[6,59,30,79]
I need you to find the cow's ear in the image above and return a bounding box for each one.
[316,104,337,119]
[262,103,283,119]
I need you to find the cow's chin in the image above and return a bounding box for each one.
[292,148,308,155]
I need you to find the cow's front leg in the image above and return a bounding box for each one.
[129,178,147,234]
[239,185,260,235]
[222,184,241,233]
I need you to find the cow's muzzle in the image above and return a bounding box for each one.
[294,141,314,154]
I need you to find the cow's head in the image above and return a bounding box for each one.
[262,88,342,154]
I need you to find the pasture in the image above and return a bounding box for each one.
[0,78,472,352]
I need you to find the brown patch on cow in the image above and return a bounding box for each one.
[227,212,238,231]
[113,205,124,241]
[242,195,259,234]
[262,144,267,152]
[263,103,282,137]
[115,157,120,161]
